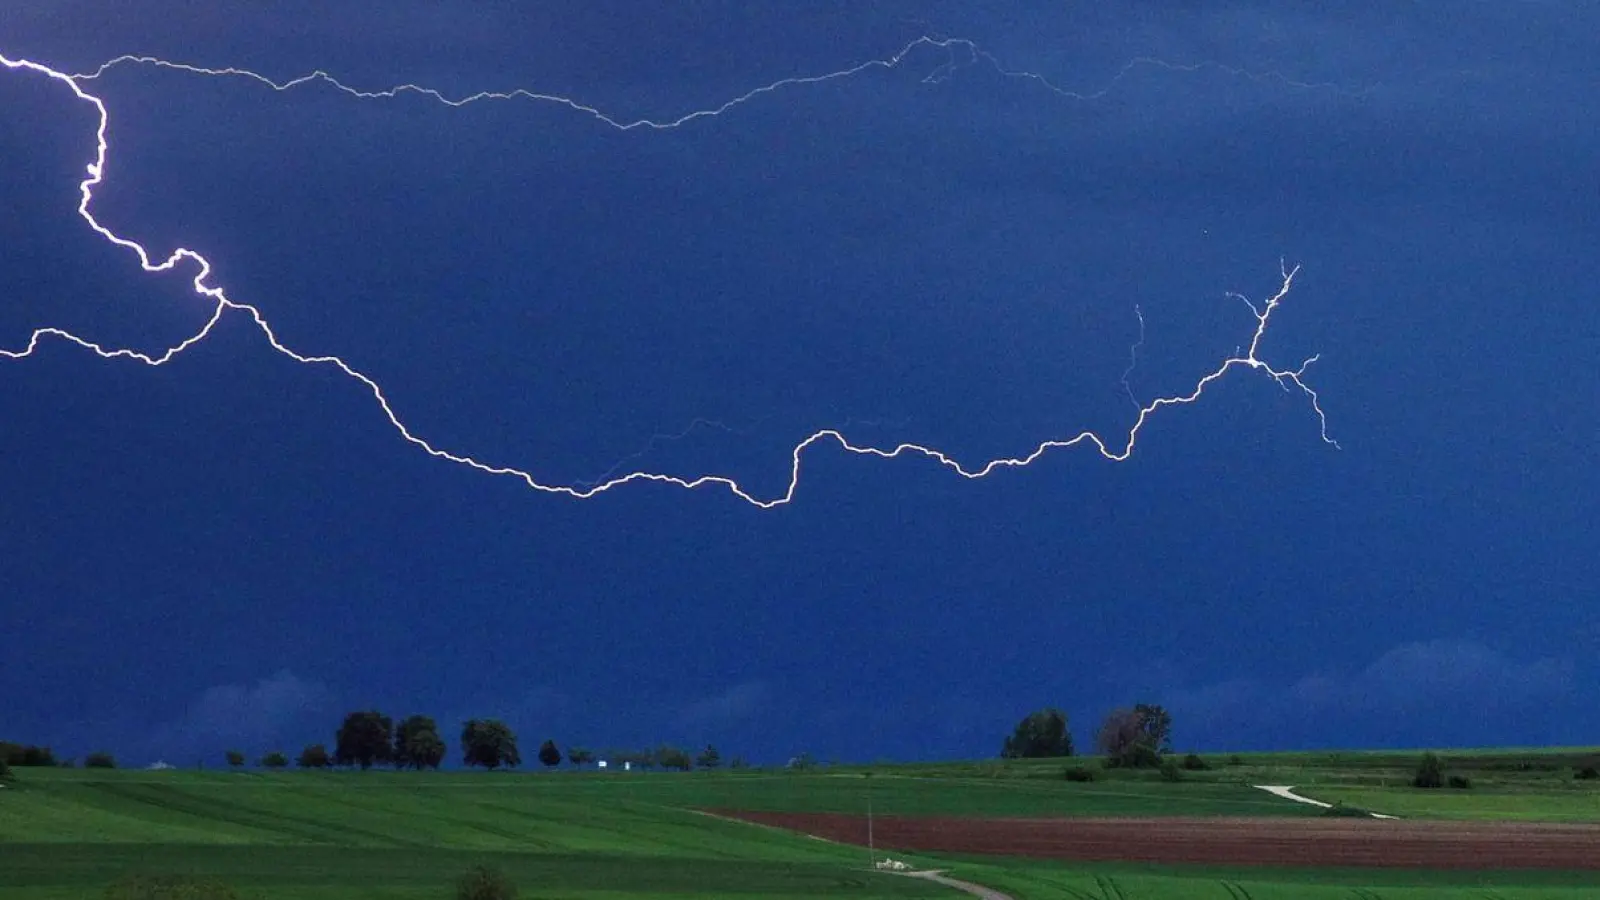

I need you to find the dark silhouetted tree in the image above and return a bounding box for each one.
[335,710,394,770]
[1,743,57,767]
[461,719,520,770]
[566,747,594,766]
[410,730,446,770]
[297,744,332,769]
[1413,752,1444,789]
[1001,708,1074,759]
[1096,707,1162,768]
[696,745,722,769]
[394,715,446,770]
[261,751,288,769]
[84,751,116,769]
[225,750,245,769]
[1133,703,1173,755]
[537,739,561,768]
[655,745,692,771]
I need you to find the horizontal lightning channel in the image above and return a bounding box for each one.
[0,37,1338,509]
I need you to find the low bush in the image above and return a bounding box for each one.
[1158,760,1183,782]
[457,865,515,900]
[1063,766,1096,782]
[104,874,239,900]
[0,757,10,781]
[85,751,117,769]
[1181,753,1209,771]
[1102,744,1163,770]
[1412,752,1443,789]
[1226,754,1244,767]
[0,743,57,767]
[1447,774,1473,789]
[1574,766,1598,781]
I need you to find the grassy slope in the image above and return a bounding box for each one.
[1202,748,1600,822]
[0,769,947,900]
[937,858,1600,900]
[3,747,1598,899]
[851,748,1600,822]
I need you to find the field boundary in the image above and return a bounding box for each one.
[1253,785,1398,819]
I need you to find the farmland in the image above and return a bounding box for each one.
[1,747,1597,899]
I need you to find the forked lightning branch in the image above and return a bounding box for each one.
[0,38,1337,509]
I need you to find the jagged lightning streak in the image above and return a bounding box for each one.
[0,38,1337,510]
[1120,305,1146,409]
[68,35,1369,121]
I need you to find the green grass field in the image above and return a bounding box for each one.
[2,747,1597,899]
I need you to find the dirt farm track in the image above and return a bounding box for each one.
[712,811,1600,870]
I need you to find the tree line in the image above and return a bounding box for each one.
[0,741,116,770]
[5,714,740,775]
[224,711,739,773]
[1000,703,1176,768]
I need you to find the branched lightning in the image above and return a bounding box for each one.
[68,35,1371,122]
[1121,305,1146,409]
[0,35,1337,509]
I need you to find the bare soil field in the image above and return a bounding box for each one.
[710,811,1600,870]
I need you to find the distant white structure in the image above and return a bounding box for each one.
[875,859,912,871]
[146,761,175,770]
[597,760,607,769]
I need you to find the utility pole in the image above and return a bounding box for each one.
[865,771,875,868]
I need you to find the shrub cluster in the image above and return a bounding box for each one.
[0,742,57,767]
[1574,765,1598,781]
[1063,765,1096,782]
[1412,752,1444,789]
[456,865,515,900]
[1181,753,1209,771]
[84,751,117,769]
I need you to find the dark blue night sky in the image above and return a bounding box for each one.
[2,2,1595,766]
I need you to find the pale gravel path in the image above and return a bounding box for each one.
[891,869,1014,900]
[1254,784,1399,819]
[696,810,1015,898]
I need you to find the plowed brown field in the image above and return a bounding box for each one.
[711,811,1600,870]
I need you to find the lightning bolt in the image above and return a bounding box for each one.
[1121,305,1146,410]
[0,36,1338,510]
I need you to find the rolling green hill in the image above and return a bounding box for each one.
[2,748,1597,899]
